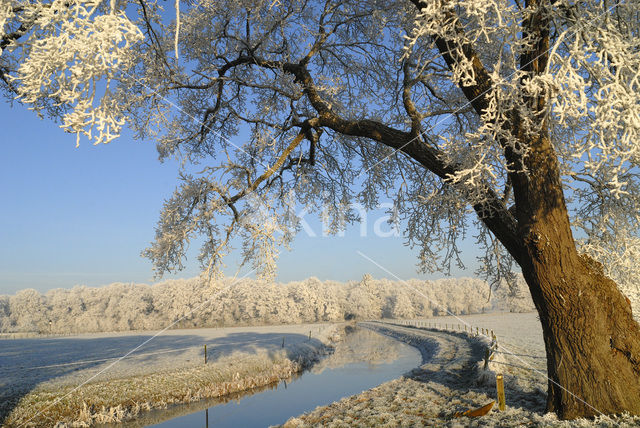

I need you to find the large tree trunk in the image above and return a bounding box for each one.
[519,221,640,419]
[406,0,640,418]
[511,133,640,418]
[508,0,640,416]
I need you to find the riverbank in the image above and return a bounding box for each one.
[282,318,640,427]
[1,323,341,427]
[120,326,422,427]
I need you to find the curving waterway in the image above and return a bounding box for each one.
[114,325,420,427]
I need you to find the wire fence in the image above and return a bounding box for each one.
[2,318,545,377]
[373,318,546,375]
[2,316,551,419]
[2,314,549,419]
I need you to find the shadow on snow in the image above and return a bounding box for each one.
[0,330,318,424]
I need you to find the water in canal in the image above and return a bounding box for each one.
[118,326,420,427]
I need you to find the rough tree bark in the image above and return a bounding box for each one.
[512,0,640,418]
[408,0,640,419]
[513,132,640,419]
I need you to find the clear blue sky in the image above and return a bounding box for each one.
[0,100,480,294]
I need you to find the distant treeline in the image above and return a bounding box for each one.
[0,275,534,334]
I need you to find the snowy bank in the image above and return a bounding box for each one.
[0,323,341,427]
[282,318,640,427]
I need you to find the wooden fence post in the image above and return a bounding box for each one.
[483,347,491,370]
[204,344,207,364]
[496,374,506,411]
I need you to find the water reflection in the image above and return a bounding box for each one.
[110,325,420,428]
[311,326,401,373]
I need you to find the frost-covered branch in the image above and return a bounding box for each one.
[3,0,640,294]
[2,0,143,145]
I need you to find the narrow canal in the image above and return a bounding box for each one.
[116,326,420,427]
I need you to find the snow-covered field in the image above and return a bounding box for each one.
[0,323,340,427]
[4,312,639,427]
[283,314,640,427]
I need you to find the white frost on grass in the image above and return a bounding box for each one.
[1,323,340,427]
[423,312,549,398]
[282,316,640,427]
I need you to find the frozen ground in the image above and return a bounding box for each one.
[4,312,639,427]
[282,314,640,427]
[0,323,340,427]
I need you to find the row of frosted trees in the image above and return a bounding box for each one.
[0,275,534,334]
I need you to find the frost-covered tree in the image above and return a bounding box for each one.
[8,289,45,332]
[492,275,536,313]
[390,291,416,319]
[0,295,12,331]
[1,276,519,334]
[3,0,640,418]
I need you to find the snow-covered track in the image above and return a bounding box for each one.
[282,320,640,427]
[360,321,486,386]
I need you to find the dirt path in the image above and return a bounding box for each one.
[361,322,484,384]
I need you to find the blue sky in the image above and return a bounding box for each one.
[0,100,480,294]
